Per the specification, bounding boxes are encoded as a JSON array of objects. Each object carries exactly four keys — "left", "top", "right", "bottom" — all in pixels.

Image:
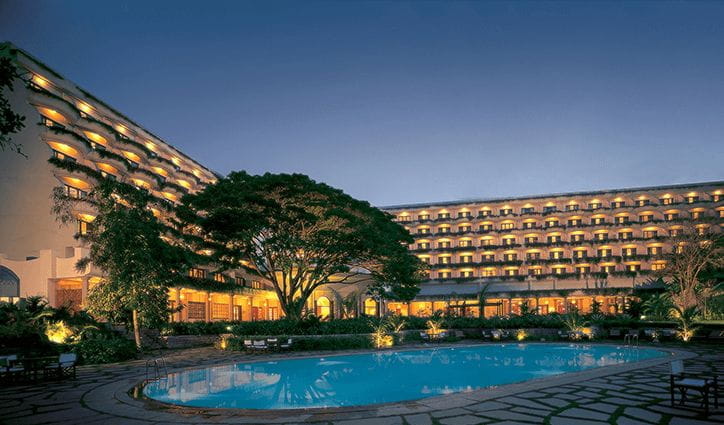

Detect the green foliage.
[
  {"left": 642, "top": 293, "right": 675, "bottom": 321},
  {"left": 0, "top": 56, "right": 26, "bottom": 157},
  {"left": 72, "top": 333, "right": 137, "bottom": 364},
  {"left": 224, "top": 335, "right": 373, "bottom": 351},
  {"left": 178, "top": 171, "right": 424, "bottom": 320}
]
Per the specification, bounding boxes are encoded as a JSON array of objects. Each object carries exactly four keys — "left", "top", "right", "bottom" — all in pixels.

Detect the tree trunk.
[{"left": 132, "top": 309, "right": 142, "bottom": 351}]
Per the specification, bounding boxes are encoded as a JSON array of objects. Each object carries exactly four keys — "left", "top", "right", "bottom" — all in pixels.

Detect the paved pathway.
[{"left": 0, "top": 343, "right": 721, "bottom": 425}]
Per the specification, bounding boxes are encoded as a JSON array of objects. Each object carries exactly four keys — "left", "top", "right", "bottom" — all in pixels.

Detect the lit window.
[
  {"left": 213, "top": 273, "right": 225, "bottom": 283},
  {"left": 189, "top": 268, "right": 206, "bottom": 279},
  {"left": 64, "top": 185, "right": 87, "bottom": 199}
]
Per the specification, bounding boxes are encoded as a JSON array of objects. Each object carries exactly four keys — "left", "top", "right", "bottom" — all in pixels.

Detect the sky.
[{"left": 1, "top": 1, "right": 723, "bottom": 206}]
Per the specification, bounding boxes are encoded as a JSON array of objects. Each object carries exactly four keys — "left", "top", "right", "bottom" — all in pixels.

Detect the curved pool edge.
[{"left": 120, "top": 343, "right": 698, "bottom": 421}]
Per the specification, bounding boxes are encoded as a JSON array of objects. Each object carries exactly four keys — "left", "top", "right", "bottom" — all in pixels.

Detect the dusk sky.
[{"left": 1, "top": 1, "right": 723, "bottom": 206}]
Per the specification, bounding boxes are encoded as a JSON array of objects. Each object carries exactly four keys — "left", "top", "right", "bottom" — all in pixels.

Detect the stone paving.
[{"left": 0, "top": 342, "right": 721, "bottom": 425}]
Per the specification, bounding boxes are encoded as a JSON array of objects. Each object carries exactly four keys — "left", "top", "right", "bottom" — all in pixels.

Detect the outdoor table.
[{"left": 20, "top": 356, "right": 57, "bottom": 381}]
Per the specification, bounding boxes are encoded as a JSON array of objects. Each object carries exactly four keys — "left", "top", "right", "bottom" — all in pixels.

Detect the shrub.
[{"left": 73, "top": 334, "right": 137, "bottom": 364}]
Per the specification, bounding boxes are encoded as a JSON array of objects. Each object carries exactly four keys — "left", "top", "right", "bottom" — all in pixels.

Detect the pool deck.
[{"left": 0, "top": 342, "right": 721, "bottom": 425}]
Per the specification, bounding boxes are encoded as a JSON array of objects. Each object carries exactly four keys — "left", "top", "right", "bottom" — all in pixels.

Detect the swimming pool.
[{"left": 143, "top": 344, "right": 666, "bottom": 410}]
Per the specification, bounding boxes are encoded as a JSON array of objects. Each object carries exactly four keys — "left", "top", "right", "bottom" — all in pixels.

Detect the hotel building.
[
  {"left": 1, "top": 43, "right": 721, "bottom": 321},
  {"left": 382, "top": 183, "right": 723, "bottom": 317}
]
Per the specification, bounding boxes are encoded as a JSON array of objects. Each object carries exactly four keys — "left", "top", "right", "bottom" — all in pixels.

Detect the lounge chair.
[
  {"left": 609, "top": 328, "right": 622, "bottom": 338},
  {"left": 251, "top": 340, "right": 268, "bottom": 351},
  {"left": 481, "top": 329, "right": 492, "bottom": 340},
  {"left": 266, "top": 338, "right": 279, "bottom": 350},
  {"left": 491, "top": 330, "right": 503, "bottom": 340},
  {"left": 0, "top": 355, "right": 24, "bottom": 381},
  {"left": 419, "top": 331, "right": 430, "bottom": 341},
  {"left": 243, "top": 339, "right": 253, "bottom": 350},
  {"left": 453, "top": 330, "right": 464, "bottom": 338},
  {"left": 44, "top": 353, "right": 77, "bottom": 379},
  {"left": 279, "top": 338, "right": 292, "bottom": 349},
  {"left": 670, "top": 360, "right": 719, "bottom": 416}
]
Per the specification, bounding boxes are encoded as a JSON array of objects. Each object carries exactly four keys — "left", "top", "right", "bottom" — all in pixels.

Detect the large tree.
[
  {"left": 657, "top": 227, "right": 723, "bottom": 315},
  {"left": 0, "top": 56, "right": 26, "bottom": 157},
  {"left": 177, "top": 172, "right": 423, "bottom": 321},
  {"left": 54, "top": 180, "right": 191, "bottom": 349}
]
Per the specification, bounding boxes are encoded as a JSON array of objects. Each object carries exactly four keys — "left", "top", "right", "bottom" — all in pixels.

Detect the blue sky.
[{"left": 1, "top": 1, "right": 723, "bottom": 206}]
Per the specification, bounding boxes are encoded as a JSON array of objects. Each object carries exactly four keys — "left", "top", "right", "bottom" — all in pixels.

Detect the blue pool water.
[{"left": 143, "top": 344, "right": 666, "bottom": 409}]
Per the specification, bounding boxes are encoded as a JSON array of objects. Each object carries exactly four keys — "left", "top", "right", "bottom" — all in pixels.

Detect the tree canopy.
[
  {"left": 177, "top": 171, "right": 423, "bottom": 320},
  {"left": 0, "top": 56, "right": 26, "bottom": 157}
]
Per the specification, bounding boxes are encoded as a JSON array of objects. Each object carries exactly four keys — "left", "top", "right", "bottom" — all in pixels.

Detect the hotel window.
[
  {"left": 696, "top": 226, "right": 707, "bottom": 235},
  {"left": 719, "top": 210, "right": 724, "bottom": 218},
  {"left": 438, "top": 227, "right": 450, "bottom": 233},
  {"left": 500, "top": 208, "right": 513, "bottom": 216},
  {"left": 588, "top": 202, "right": 602, "bottom": 209},
  {"left": 660, "top": 197, "right": 673, "bottom": 205},
  {"left": 479, "top": 210, "right": 491, "bottom": 217},
  {"left": 482, "top": 254, "right": 495, "bottom": 261},
  {"left": 669, "top": 228, "right": 681, "bottom": 237},
  {"left": 691, "top": 211, "right": 702, "bottom": 219},
  {"left": 439, "top": 271, "right": 452, "bottom": 279},
  {"left": 594, "top": 232, "right": 608, "bottom": 241},
  {"left": 502, "top": 237, "right": 516, "bottom": 246},
  {"left": 665, "top": 213, "right": 679, "bottom": 221},
  {"left": 479, "top": 224, "right": 493, "bottom": 232},
  {"left": 503, "top": 253, "right": 518, "bottom": 261},
  {"left": 251, "top": 280, "right": 263, "bottom": 289},
  {"left": 213, "top": 273, "right": 225, "bottom": 283},
  {"left": 647, "top": 246, "right": 662, "bottom": 255},
  {"left": 643, "top": 230, "right": 658, "bottom": 238},
  {"left": 627, "top": 264, "right": 641, "bottom": 272},
  {"left": 482, "top": 269, "right": 496, "bottom": 277},
  {"left": 597, "top": 249, "right": 612, "bottom": 258},
  {"left": 397, "top": 215, "right": 411, "bottom": 222},
  {"left": 189, "top": 268, "right": 206, "bottom": 279},
  {"left": 459, "top": 240, "right": 473, "bottom": 247},
  {"left": 500, "top": 222, "right": 514, "bottom": 230},
  {"left": 525, "top": 236, "right": 538, "bottom": 244},
  {"left": 573, "top": 250, "right": 587, "bottom": 259},
  {"left": 543, "top": 206, "right": 557, "bottom": 213},
  {"left": 528, "top": 268, "right": 542, "bottom": 276},
  {"left": 460, "top": 270, "right": 474, "bottom": 278},
  {"left": 521, "top": 207, "right": 535, "bottom": 214},
  {"left": 437, "top": 212, "right": 451, "bottom": 219},
  {"left": 622, "top": 247, "right": 637, "bottom": 257},
  {"left": 577, "top": 266, "right": 591, "bottom": 274},
  {"left": 64, "top": 185, "right": 87, "bottom": 199},
  {"left": 480, "top": 239, "right": 493, "bottom": 247},
  {"left": 522, "top": 221, "right": 536, "bottom": 229},
  {"left": 545, "top": 220, "right": 559, "bottom": 228},
  {"left": 438, "top": 257, "right": 451, "bottom": 264},
  {"left": 591, "top": 217, "right": 605, "bottom": 225},
  {"left": 570, "top": 234, "right": 584, "bottom": 242},
  {"left": 76, "top": 219, "right": 90, "bottom": 236},
  {"left": 568, "top": 219, "right": 582, "bottom": 226},
  {"left": 438, "top": 241, "right": 451, "bottom": 248},
  {"left": 547, "top": 235, "right": 561, "bottom": 243},
  {"left": 457, "top": 211, "right": 472, "bottom": 218},
  {"left": 549, "top": 251, "right": 563, "bottom": 259},
  {"left": 611, "top": 201, "right": 626, "bottom": 208},
  {"left": 418, "top": 214, "right": 430, "bottom": 220},
  {"left": 639, "top": 214, "right": 653, "bottom": 222},
  {"left": 52, "top": 150, "right": 76, "bottom": 162},
  {"left": 234, "top": 276, "right": 245, "bottom": 286},
  {"left": 419, "top": 257, "right": 430, "bottom": 264},
  {"left": 460, "top": 255, "right": 473, "bottom": 263},
  {"left": 526, "top": 252, "right": 541, "bottom": 260},
  {"left": 504, "top": 269, "right": 517, "bottom": 276},
  {"left": 565, "top": 204, "right": 579, "bottom": 212},
  {"left": 601, "top": 265, "right": 616, "bottom": 274},
  {"left": 418, "top": 228, "right": 431, "bottom": 234},
  {"left": 41, "top": 116, "right": 63, "bottom": 128},
  {"left": 553, "top": 267, "right": 566, "bottom": 275},
  {"left": 459, "top": 225, "right": 472, "bottom": 232},
  {"left": 635, "top": 199, "right": 650, "bottom": 207},
  {"left": 417, "top": 242, "right": 430, "bottom": 249},
  {"left": 615, "top": 216, "right": 629, "bottom": 224},
  {"left": 100, "top": 171, "right": 117, "bottom": 181},
  {"left": 686, "top": 195, "right": 699, "bottom": 204},
  {"left": 651, "top": 263, "right": 666, "bottom": 271},
  {"left": 618, "top": 231, "right": 633, "bottom": 240},
  {"left": 713, "top": 194, "right": 722, "bottom": 202}
]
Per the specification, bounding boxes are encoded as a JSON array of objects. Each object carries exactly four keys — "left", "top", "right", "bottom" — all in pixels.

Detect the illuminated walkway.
[{"left": 0, "top": 343, "right": 721, "bottom": 424}]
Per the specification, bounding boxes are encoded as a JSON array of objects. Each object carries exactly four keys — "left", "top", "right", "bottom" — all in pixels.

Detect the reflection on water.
[{"left": 144, "top": 344, "right": 663, "bottom": 409}]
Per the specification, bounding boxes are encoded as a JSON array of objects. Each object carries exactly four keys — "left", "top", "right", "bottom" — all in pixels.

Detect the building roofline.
[
  {"left": 380, "top": 180, "right": 724, "bottom": 210},
  {"left": 1, "top": 41, "right": 222, "bottom": 179}
]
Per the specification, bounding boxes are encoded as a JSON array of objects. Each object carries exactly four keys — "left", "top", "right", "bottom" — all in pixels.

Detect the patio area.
[{"left": 0, "top": 343, "right": 721, "bottom": 425}]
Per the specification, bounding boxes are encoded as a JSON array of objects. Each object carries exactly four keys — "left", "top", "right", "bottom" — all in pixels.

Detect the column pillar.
[
  {"left": 228, "top": 294, "right": 234, "bottom": 321},
  {"left": 81, "top": 277, "right": 89, "bottom": 309},
  {"left": 205, "top": 291, "right": 211, "bottom": 322}
]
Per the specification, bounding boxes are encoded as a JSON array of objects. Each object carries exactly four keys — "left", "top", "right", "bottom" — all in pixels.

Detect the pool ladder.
[
  {"left": 145, "top": 357, "right": 168, "bottom": 382},
  {"left": 623, "top": 333, "right": 639, "bottom": 347}
]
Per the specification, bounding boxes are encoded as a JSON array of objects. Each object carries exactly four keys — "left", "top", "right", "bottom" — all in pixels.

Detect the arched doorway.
[
  {"left": 315, "top": 296, "right": 332, "bottom": 319},
  {"left": 0, "top": 266, "right": 20, "bottom": 302}
]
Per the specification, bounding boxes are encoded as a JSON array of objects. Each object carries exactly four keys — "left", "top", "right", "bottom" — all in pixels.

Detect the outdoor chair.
[
  {"left": 453, "top": 330, "right": 464, "bottom": 338},
  {"left": 491, "top": 330, "right": 503, "bottom": 340},
  {"left": 266, "top": 338, "right": 279, "bottom": 350},
  {"left": 243, "top": 339, "right": 253, "bottom": 350},
  {"left": 419, "top": 331, "right": 430, "bottom": 341},
  {"left": 279, "top": 338, "right": 292, "bottom": 349},
  {"left": 670, "top": 360, "right": 719, "bottom": 416},
  {"left": 557, "top": 330, "right": 570, "bottom": 340},
  {"left": 0, "top": 355, "right": 25, "bottom": 381},
  {"left": 481, "top": 330, "right": 492, "bottom": 340},
  {"left": 609, "top": 329, "right": 622, "bottom": 338},
  {"left": 251, "top": 340, "right": 268, "bottom": 351},
  {"left": 661, "top": 329, "right": 677, "bottom": 339},
  {"left": 44, "top": 353, "right": 77, "bottom": 379}
]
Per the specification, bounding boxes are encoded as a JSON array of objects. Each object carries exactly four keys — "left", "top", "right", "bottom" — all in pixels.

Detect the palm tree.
[
  {"left": 641, "top": 293, "right": 674, "bottom": 321},
  {"left": 672, "top": 306, "right": 700, "bottom": 342}
]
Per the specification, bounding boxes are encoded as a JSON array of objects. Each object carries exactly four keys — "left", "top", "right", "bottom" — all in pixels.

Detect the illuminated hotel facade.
[
  {"left": 1, "top": 43, "right": 722, "bottom": 321},
  {"left": 382, "top": 183, "right": 723, "bottom": 317}
]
